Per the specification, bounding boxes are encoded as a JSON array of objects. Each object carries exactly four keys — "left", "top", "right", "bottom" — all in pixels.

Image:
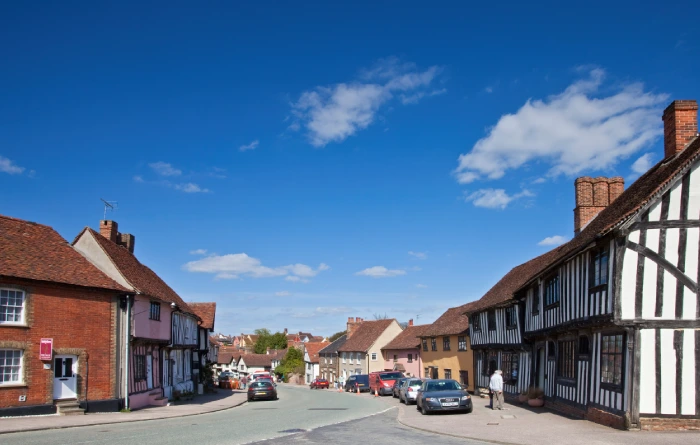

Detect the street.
[{"left": 0, "top": 385, "right": 486, "bottom": 445}]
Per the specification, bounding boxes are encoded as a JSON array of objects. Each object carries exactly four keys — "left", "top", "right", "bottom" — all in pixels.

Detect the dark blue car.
[{"left": 416, "top": 379, "right": 473, "bottom": 414}]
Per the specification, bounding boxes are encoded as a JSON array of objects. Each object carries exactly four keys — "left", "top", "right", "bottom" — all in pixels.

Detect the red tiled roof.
[
  {"left": 239, "top": 353, "right": 273, "bottom": 367},
  {"left": 0, "top": 215, "right": 128, "bottom": 292},
  {"left": 189, "top": 302, "right": 216, "bottom": 330},
  {"left": 422, "top": 302, "right": 477, "bottom": 337},
  {"left": 382, "top": 325, "right": 431, "bottom": 350},
  {"left": 78, "top": 228, "right": 195, "bottom": 315},
  {"left": 338, "top": 319, "right": 395, "bottom": 352},
  {"left": 304, "top": 341, "right": 330, "bottom": 363}
]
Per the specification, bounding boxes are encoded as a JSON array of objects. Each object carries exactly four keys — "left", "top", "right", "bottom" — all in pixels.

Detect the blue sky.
[{"left": 2, "top": 1, "right": 699, "bottom": 336}]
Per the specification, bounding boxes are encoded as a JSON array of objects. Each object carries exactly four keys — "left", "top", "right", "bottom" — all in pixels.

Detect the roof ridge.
[{"left": 0, "top": 214, "right": 53, "bottom": 229}]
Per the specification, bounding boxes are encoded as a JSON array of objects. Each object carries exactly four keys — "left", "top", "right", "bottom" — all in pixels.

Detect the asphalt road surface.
[{"left": 0, "top": 385, "right": 486, "bottom": 445}]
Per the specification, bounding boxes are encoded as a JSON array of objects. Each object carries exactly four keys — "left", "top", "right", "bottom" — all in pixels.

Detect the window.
[
  {"left": 134, "top": 355, "right": 147, "bottom": 380},
  {"left": 557, "top": 340, "right": 575, "bottom": 380},
  {"left": 579, "top": 336, "right": 590, "bottom": 355},
  {"left": 458, "top": 336, "right": 467, "bottom": 351},
  {"left": 544, "top": 274, "right": 560, "bottom": 308},
  {"left": 422, "top": 338, "right": 428, "bottom": 351},
  {"left": 591, "top": 249, "right": 609, "bottom": 288},
  {"left": 0, "top": 350, "right": 23, "bottom": 384},
  {"left": 502, "top": 352, "right": 519, "bottom": 384},
  {"left": 488, "top": 310, "right": 496, "bottom": 331},
  {"left": 149, "top": 301, "right": 161, "bottom": 321},
  {"left": 483, "top": 351, "right": 498, "bottom": 376},
  {"left": 342, "top": 352, "right": 346, "bottom": 363},
  {"left": 407, "top": 354, "right": 413, "bottom": 363},
  {"left": 371, "top": 352, "right": 377, "bottom": 361},
  {"left": 471, "top": 314, "right": 481, "bottom": 331},
  {"left": 532, "top": 284, "right": 540, "bottom": 315},
  {"left": 424, "top": 367, "right": 429, "bottom": 377},
  {"left": 430, "top": 338, "right": 437, "bottom": 351},
  {"left": 459, "top": 370, "right": 469, "bottom": 387},
  {"left": 505, "top": 306, "right": 517, "bottom": 329},
  {"left": 547, "top": 341, "right": 556, "bottom": 357},
  {"left": 444, "top": 369, "right": 452, "bottom": 380},
  {"left": 442, "top": 336, "right": 451, "bottom": 351},
  {"left": 0, "top": 289, "right": 25, "bottom": 324},
  {"left": 393, "top": 354, "right": 398, "bottom": 362},
  {"left": 601, "top": 334, "right": 624, "bottom": 388},
  {"left": 330, "top": 356, "right": 333, "bottom": 364}
]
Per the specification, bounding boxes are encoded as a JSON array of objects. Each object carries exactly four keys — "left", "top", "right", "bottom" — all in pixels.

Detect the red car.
[{"left": 310, "top": 378, "right": 330, "bottom": 389}]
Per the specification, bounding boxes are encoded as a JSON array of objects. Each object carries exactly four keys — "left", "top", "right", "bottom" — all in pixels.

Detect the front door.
[
  {"left": 535, "top": 347, "right": 545, "bottom": 388},
  {"left": 53, "top": 355, "right": 78, "bottom": 400}
]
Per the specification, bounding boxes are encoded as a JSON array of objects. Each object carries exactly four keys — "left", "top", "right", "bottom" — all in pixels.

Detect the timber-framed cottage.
[{"left": 466, "top": 100, "right": 700, "bottom": 430}]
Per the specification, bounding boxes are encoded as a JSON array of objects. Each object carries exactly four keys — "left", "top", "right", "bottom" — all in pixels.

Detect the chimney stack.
[
  {"left": 408, "top": 319, "right": 414, "bottom": 327},
  {"left": 100, "top": 220, "right": 118, "bottom": 243},
  {"left": 117, "top": 233, "right": 136, "bottom": 254},
  {"left": 663, "top": 100, "right": 698, "bottom": 159},
  {"left": 573, "top": 177, "right": 624, "bottom": 234},
  {"left": 347, "top": 316, "right": 364, "bottom": 338}
]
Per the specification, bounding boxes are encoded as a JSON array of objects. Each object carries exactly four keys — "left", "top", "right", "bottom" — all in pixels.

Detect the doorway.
[
  {"left": 53, "top": 355, "right": 78, "bottom": 400},
  {"left": 534, "top": 347, "right": 545, "bottom": 389}
]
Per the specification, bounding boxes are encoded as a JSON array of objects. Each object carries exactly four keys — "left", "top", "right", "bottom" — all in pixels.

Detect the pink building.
[{"left": 381, "top": 321, "right": 431, "bottom": 378}]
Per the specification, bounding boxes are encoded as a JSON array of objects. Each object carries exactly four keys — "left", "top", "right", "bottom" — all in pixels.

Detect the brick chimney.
[
  {"left": 100, "top": 220, "right": 118, "bottom": 243},
  {"left": 117, "top": 233, "right": 136, "bottom": 254},
  {"left": 573, "top": 176, "right": 624, "bottom": 234},
  {"left": 408, "top": 319, "right": 414, "bottom": 327},
  {"left": 347, "top": 317, "right": 363, "bottom": 338},
  {"left": 663, "top": 100, "right": 698, "bottom": 159}
]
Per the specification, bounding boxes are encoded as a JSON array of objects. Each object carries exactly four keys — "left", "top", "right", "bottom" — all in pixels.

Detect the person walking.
[
  {"left": 489, "top": 370, "right": 504, "bottom": 410},
  {"left": 240, "top": 375, "right": 247, "bottom": 390}
]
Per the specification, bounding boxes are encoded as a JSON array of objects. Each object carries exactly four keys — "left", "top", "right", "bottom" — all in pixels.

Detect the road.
[{"left": 0, "top": 385, "right": 487, "bottom": 445}]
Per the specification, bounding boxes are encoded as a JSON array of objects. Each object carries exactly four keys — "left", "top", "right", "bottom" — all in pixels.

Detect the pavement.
[{"left": 0, "top": 388, "right": 247, "bottom": 435}]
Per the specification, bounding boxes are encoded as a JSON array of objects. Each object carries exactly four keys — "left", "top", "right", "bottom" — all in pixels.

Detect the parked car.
[
  {"left": 369, "top": 371, "right": 405, "bottom": 396},
  {"left": 416, "top": 379, "right": 472, "bottom": 415},
  {"left": 218, "top": 372, "right": 233, "bottom": 382},
  {"left": 247, "top": 381, "right": 278, "bottom": 401},
  {"left": 392, "top": 378, "right": 408, "bottom": 398},
  {"left": 249, "top": 372, "right": 272, "bottom": 383},
  {"left": 344, "top": 374, "right": 370, "bottom": 392},
  {"left": 399, "top": 378, "right": 423, "bottom": 404},
  {"left": 257, "top": 377, "right": 276, "bottom": 386},
  {"left": 310, "top": 378, "right": 330, "bottom": 389}
]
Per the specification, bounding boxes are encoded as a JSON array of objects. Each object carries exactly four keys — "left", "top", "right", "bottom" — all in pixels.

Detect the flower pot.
[
  {"left": 528, "top": 398, "right": 544, "bottom": 407},
  {"left": 518, "top": 394, "right": 528, "bottom": 404}
]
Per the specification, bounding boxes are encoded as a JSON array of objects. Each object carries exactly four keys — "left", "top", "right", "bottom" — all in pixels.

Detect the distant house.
[
  {"left": 270, "top": 349, "right": 286, "bottom": 373},
  {"left": 73, "top": 220, "right": 200, "bottom": 407},
  {"left": 381, "top": 320, "right": 430, "bottom": 378},
  {"left": 236, "top": 353, "right": 273, "bottom": 376},
  {"left": 188, "top": 302, "right": 216, "bottom": 386},
  {"left": 419, "top": 304, "right": 475, "bottom": 391},
  {"left": 0, "top": 215, "right": 128, "bottom": 416},
  {"left": 319, "top": 335, "right": 348, "bottom": 384},
  {"left": 303, "top": 341, "right": 330, "bottom": 383},
  {"left": 208, "top": 336, "right": 221, "bottom": 365},
  {"left": 215, "top": 350, "right": 240, "bottom": 377},
  {"left": 337, "top": 317, "right": 403, "bottom": 379}
]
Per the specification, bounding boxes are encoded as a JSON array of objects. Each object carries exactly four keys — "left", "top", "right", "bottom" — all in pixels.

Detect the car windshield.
[
  {"left": 425, "top": 380, "right": 462, "bottom": 392},
  {"left": 379, "top": 372, "right": 403, "bottom": 380},
  {"left": 250, "top": 382, "right": 272, "bottom": 388},
  {"left": 408, "top": 379, "right": 422, "bottom": 387}
]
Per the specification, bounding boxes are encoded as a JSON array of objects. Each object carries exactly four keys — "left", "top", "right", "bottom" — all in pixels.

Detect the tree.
[
  {"left": 274, "top": 347, "right": 304, "bottom": 381},
  {"left": 328, "top": 330, "right": 346, "bottom": 343},
  {"left": 253, "top": 329, "right": 288, "bottom": 354},
  {"left": 373, "top": 312, "right": 389, "bottom": 320}
]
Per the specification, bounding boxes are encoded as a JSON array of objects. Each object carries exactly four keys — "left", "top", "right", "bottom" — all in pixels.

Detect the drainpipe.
[
  {"left": 124, "top": 295, "right": 131, "bottom": 410},
  {"left": 84, "top": 352, "right": 90, "bottom": 413}
]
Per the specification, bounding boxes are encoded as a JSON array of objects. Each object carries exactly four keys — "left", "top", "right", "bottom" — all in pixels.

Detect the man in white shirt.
[{"left": 489, "top": 370, "right": 504, "bottom": 410}]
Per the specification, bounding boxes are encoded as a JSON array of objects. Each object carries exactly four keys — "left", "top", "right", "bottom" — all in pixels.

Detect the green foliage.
[
  {"left": 274, "top": 346, "right": 304, "bottom": 377},
  {"left": 328, "top": 330, "right": 346, "bottom": 343},
  {"left": 253, "top": 329, "right": 289, "bottom": 354}
]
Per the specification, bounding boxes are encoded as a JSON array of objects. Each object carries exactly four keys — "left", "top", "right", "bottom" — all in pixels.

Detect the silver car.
[{"left": 399, "top": 378, "right": 423, "bottom": 404}]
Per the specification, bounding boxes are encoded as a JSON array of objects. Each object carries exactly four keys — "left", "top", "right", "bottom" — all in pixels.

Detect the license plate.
[
  {"left": 442, "top": 402, "right": 458, "bottom": 407},
  {"left": 258, "top": 392, "right": 267, "bottom": 395}
]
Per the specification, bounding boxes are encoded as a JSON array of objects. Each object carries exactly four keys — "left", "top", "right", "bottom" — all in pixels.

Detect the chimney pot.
[
  {"left": 99, "top": 220, "right": 118, "bottom": 243},
  {"left": 347, "top": 317, "right": 353, "bottom": 323},
  {"left": 408, "top": 319, "right": 414, "bottom": 327},
  {"left": 663, "top": 100, "right": 698, "bottom": 158}
]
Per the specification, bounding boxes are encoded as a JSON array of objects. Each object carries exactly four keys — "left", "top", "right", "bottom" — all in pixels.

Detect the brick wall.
[
  {"left": 640, "top": 418, "right": 700, "bottom": 431},
  {"left": 573, "top": 177, "right": 624, "bottom": 234},
  {"left": 663, "top": 100, "right": 698, "bottom": 159},
  {"left": 585, "top": 406, "right": 626, "bottom": 430},
  {"left": 0, "top": 279, "right": 119, "bottom": 409}
]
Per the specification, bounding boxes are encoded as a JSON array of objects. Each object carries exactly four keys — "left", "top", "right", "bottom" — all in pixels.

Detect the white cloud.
[
  {"left": 532, "top": 177, "right": 547, "bottom": 184},
  {"left": 275, "top": 291, "right": 291, "bottom": 297},
  {"left": 631, "top": 153, "right": 655, "bottom": 175},
  {"left": 0, "top": 156, "right": 25, "bottom": 175},
  {"left": 464, "top": 189, "right": 534, "bottom": 209},
  {"left": 183, "top": 253, "right": 329, "bottom": 282},
  {"left": 133, "top": 175, "right": 144, "bottom": 183},
  {"left": 408, "top": 251, "right": 427, "bottom": 260},
  {"left": 484, "top": 86, "right": 494, "bottom": 94},
  {"left": 416, "top": 284, "right": 428, "bottom": 288},
  {"left": 355, "top": 266, "right": 407, "bottom": 278},
  {"left": 190, "top": 249, "right": 207, "bottom": 255},
  {"left": 239, "top": 140, "right": 259, "bottom": 152},
  {"left": 285, "top": 276, "right": 309, "bottom": 283},
  {"left": 538, "top": 235, "right": 568, "bottom": 246},
  {"left": 455, "top": 69, "right": 668, "bottom": 184},
  {"left": 175, "top": 183, "right": 210, "bottom": 193},
  {"left": 291, "top": 58, "right": 443, "bottom": 147},
  {"left": 149, "top": 161, "right": 182, "bottom": 177}
]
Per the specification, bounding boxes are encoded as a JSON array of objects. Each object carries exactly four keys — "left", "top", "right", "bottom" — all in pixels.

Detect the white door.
[
  {"left": 146, "top": 355, "right": 153, "bottom": 389},
  {"left": 53, "top": 355, "right": 78, "bottom": 400}
]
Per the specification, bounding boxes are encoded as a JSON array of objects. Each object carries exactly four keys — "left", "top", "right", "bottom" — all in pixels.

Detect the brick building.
[{"left": 0, "top": 215, "right": 127, "bottom": 416}]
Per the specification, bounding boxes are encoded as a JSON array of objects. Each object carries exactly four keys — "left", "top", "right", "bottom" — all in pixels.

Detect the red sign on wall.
[{"left": 39, "top": 338, "right": 53, "bottom": 361}]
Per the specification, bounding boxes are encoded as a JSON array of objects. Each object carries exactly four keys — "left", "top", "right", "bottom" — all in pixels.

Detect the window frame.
[
  {"left": 544, "top": 274, "right": 560, "bottom": 309},
  {"left": 600, "top": 333, "right": 625, "bottom": 391},
  {"left": 342, "top": 352, "right": 346, "bottom": 364},
  {"left": 590, "top": 248, "right": 609, "bottom": 290},
  {"left": 0, "top": 288, "right": 26, "bottom": 326},
  {"left": 430, "top": 337, "right": 437, "bottom": 351},
  {"left": 0, "top": 349, "right": 24, "bottom": 385},
  {"left": 457, "top": 336, "right": 467, "bottom": 351},
  {"left": 556, "top": 339, "right": 576, "bottom": 381},
  {"left": 532, "top": 284, "right": 540, "bottom": 315},
  {"left": 134, "top": 354, "right": 147, "bottom": 381},
  {"left": 407, "top": 353, "right": 413, "bottom": 363},
  {"left": 442, "top": 336, "right": 451, "bottom": 351},
  {"left": 421, "top": 338, "right": 428, "bottom": 352},
  {"left": 393, "top": 354, "right": 397, "bottom": 362},
  {"left": 505, "top": 306, "right": 517, "bottom": 329},
  {"left": 471, "top": 313, "right": 481, "bottom": 331},
  {"left": 483, "top": 350, "right": 498, "bottom": 376},
  {"left": 370, "top": 352, "right": 377, "bottom": 362},
  {"left": 149, "top": 301, "right": 161, "bottom": 321},
  {"left": 487, "top": 310, "right": 497, "bottom": 331},
  {"left": 444, "top": 369, "right": 452, "bottom": 380},
  {"left": 501, "top": 352, "right": 519, "bottom": 385}
]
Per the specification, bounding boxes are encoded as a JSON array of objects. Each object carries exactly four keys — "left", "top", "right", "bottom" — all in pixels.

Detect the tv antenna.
[{"left": 101, "top": 198, "right": 118, "bottom": 220}]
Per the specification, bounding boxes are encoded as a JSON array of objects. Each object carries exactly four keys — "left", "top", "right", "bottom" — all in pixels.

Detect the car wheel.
[
  {"left": 399, "top": 395, "right": 405, "bottom": 404},
  {"left": 421, "top": 404, "right": 428, "bottom": 415},
  {"left": 465, "top": 406, "right": 472, "bottom": 414}
]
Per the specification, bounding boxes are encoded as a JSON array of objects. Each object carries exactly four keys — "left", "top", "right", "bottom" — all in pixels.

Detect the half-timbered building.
[{"left": 466, "top": 100, "right": 700, "bottom": 430}]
